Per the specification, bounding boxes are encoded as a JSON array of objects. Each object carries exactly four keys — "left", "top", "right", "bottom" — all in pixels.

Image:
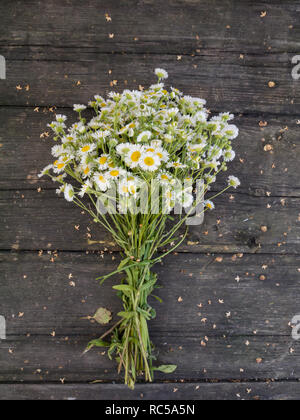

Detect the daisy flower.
[
  {"left": 167, "top": 160, "right": 187, "bottom": 170},
  {"left": 38, "top": 164, "right": 53, "bottom": 178},
  {"left": 125, "top": 145, "right": 144, "bottom": 168},
  {"left": 73, "top": 104, "right": 87, "bottom": 112},
  {"left": 228, "top": 175, "right": 241, "bottom": 189},
  {"left": 204, "top": 200, "right": 215, "bottom": 210},
  {"left": 155, "top": 68, "right": 169, "bottom": 80},
  {"left": 116, "top": 143, "right": 132, "bottom": 156},
  {"left": 96, "top": 154, "right": 109, "bottom": 170},
  {"left": 223, "top": 149, "right": 236, "bottom": 162},
  {"left": 107, "top": 168, "right": 124, "bottom": 180},
  {"left": 223, "top": 124, "right": 239, "bottom": 140},
  {"left": 64, "top": 184, "right": 75, "bottom": 202},
  {"left": 79, "top": 181, "right": 93, "bottom": 198},
  {"left": 93, "top": 173, "right": 110, "bottom": 192},
  {"left": 137, "top": 131, "right": 152, "bottom": 143},
  {"left": 56, "top": 114, "right": 67, "bottom": 123},
  {"left": 157, "top": 171, "right": 173, "bottom": 185},
  {"left": 53, "top": 159, "right": 67, "bottom": 174},
  {"left": 181, "top": 192, "right": 194, "bottom": 209},
  {"left": 139, "top": 152, "right": 161, "bottom": 172},
  {"left": 79, "top": 143, "right": 96, "bottom": 156}
]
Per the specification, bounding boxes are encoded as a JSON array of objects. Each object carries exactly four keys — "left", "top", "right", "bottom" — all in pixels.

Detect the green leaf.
[
  {"left": 152, "top": 294, "right": 163, "bottom": 303},
  {"left": 93, "top": 307, "right": 112, "bottom": 325},
  {"left": 113, "top": 285, "right": 133, "bottom": 293},
  {"left": 154, "top": 365, "right": 177, "bottom": 374},
  {"left": 85, "top": 338, "right": 110, "bottom": 353},
  {"left": 118, "top": 257, "right": 131, "bottom": 270},
  {"left": 117, "top": 311, "right": 134, "bottom": 320}
]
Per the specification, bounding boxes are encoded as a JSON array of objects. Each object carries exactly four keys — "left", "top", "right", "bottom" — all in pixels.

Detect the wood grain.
[
  {"left": 1, "top": 0, "right": 300, "bottom": 400},
  {"left": 0, "top": 0, "right": 299, "bottom": 54},
  {"left": 0, "top": 49, "right": 298, "bottom": 115},
  {"left": 1, "top": 382, "right": 299, "bottom": 401}
]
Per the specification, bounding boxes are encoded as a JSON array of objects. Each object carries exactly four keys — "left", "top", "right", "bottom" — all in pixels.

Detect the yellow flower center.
[
  {"left": 144, "top": 157, "right": 155, "bottom": 167},
  {"left": 84, "top": 167, "right": 90, "bottom": 175},
  {"left": 130, "top": 186, "right": 136, "bottom": 194},
  {"left": 110, "top": 170, "right": 119, "bottom": 177},
  {"left": 99, "top": 176, "right": 105, "bottom": 182},
  {"left": 81, "top": 145, "right": 91, "bottom": 153},
  {"left": 122, "top": 186, "right": 129, "bottom": 194},
  {"left": 146, "top": 148, "right": 155, "bottom": 153},
  {"left": 131, "top": 151, "right": 141, "bottom": 162},
  {"left": 161, "top": 175, "right": 169, "bottom": 180},
  {"left": 99, "top": 156, "right": 107, "bottom": 165},
  {"left": 57, "top": 163, "right": 65, "bottom": 170}
]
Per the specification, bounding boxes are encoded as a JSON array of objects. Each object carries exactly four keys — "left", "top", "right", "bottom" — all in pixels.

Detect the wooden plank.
[
  {"left": 0, "top": 382, "right": 299, "bottom": 401},
  {"left": 0, "top": 48, "right": 298, "bottom": 114},
  {"left": 1, "top": 252, "right": 299, "bottom": 336},
  {"left": 0, "top": 252, "right": 299, "bottom": 383},
  {"left": 1, "top": 108, "right": 299, "bottom": 197},
  {"left": 0, "top": 0, "right": 299, "bottom": 54},
  {"left": 1, "top": 333, "right": 299, "bottom": 383},
  {"left": 0, "top": 189, "right": 299, "bottom": 253}
]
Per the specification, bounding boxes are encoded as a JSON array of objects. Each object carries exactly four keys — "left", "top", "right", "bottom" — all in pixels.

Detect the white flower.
[
  {"left": 192, "top": 110, "right": 208, "bottom": 124},
  {"left": 139, "top": 152, "right": 161, "bottom": 172},
  {"left": 56, "top": 114, "right": 67, "bottom": 123},
  {"left": 223, "top": 124, "right": 239, "bottom": 140},
  {"left": 79, "top": 181, "right": 93, "bottom": 198},
  {"left": 228, "top": 175, "right": 241, "bottom": 189},
  {"left": 137, "top": 131, "right": 152, "bottom": 143},
  {"left": 219, "top": 112, "right": 234, "bottom": 121},
  {"left": 223, "top": 150, "right": 236, "bottom": 162},
  {"left": 96, "top": 154, "right": 109, "bottom": 170},
  {"left": 118, "top": 179, "right": 139, "bottom": 197},
  {"left": 64, "top": 184, "right": 75, "bottom": 202},
  {"left": 107, "top": 168, "right": 125, "bottom": 179},
  {"left": 125, "top": 145, "right": 143, "bottom": 168},
  {"left": 51, "top": 145, "right": 64, "bottom": 158},
  {"left": 56, "top": 186, "right": 64, "bottom": 196},
  {"left": 204, "top": 200, "right": 215, "bottom": 210},
  {"left": 78, "top": 144, "right": 96, "bottom": 156},
  {"left": 93, "top": 173, "right": 110, "bottom": 192},
  {"left": 73, "top": 104, "right": 87, "bottom": 112},
  {"left": 181, "top": 192, "right": 194, "bottom": 209},
  {"left": 116, "top": 143, "right": 132, "bottom": 156},
  {"left": 92, "top": 130, "right": 110, "bottom": 141},
  {"left": 53, "top": 159, "right": 67, "bottom": 174},
  {"left": 155, "top": 68, "right": 169, "bottom": 80},
  {"left": 167, "top": 159, "right": 186, "bottom": 170},
  {"left": 157, "top": 171, "right": 174, "bottom": 185},
  {"left": 38, "top": 164, "right": 53, "bottom": 178}
]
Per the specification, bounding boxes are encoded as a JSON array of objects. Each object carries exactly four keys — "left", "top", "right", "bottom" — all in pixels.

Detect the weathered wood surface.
[
  {"left": 0, "top": 0, "right": 299, "bottom": 54},
  {"left": 0, "top": 252, "right": 299, "bottom": 383},
  {"left": 1, "top": 0, "right": 300, "bottom": 400},
  {"left": 1, "top": 382, "right": 300, "bottom": 401},
  {"left": 0, "top": 49, "right": 298, "bottom": 115}
]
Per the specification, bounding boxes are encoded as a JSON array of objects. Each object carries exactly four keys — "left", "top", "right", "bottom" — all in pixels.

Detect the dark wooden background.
[{"left": 1, "top": 0, "right": 300, "bottom": 400}]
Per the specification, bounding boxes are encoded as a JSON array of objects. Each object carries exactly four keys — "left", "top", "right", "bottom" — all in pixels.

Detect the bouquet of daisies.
[{"left": 40, "top": 68, "right": 240, "bottom": 389}]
